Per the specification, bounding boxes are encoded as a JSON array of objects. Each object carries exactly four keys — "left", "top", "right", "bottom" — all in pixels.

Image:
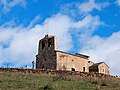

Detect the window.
[
  {"left": 83, "top": 67, "right": 85, "bottom": 72},
  {"left": 42, "top": 65, "right": 45, "bottom": 69},
  {"left": 48, "top": 39, "right": 52, "bottom": 47},
  {"left": 103, "top": 69, "right": 104, "bottom": 72},
  {"left": 42, "top": 41, "right": 45, "bottom": 49},
  {"left": 71, "top": 68, "right": 75, "bottom": 71}
]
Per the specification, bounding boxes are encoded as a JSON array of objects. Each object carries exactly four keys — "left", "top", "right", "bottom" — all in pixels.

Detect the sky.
[{"left": 0, "top": 0, "right": 120, "bottom": 75}]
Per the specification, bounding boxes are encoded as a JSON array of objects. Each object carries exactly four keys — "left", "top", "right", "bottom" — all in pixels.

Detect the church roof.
[
  {"left": 90, "top": 62, "right": 109, "bottom": 68},
  {"left": 55, "top": 50, "right": 89, "bottom": 59}
]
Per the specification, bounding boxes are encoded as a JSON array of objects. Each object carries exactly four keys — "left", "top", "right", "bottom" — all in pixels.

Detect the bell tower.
[
  {"left": 38, "top": 35, "right": 57, "bottom": 53},
  {"left": 36, "top": 35, "right": 57, "bottom": 70}
]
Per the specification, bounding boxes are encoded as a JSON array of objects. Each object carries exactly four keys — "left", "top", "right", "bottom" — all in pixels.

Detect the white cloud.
[
  {"left": 71, "top": 14, "right": 103, "bottom": 46},
  {"left": 0, "top": 0, "right": 26, "bottom": 12},
  {"left": 0, "top": 19, "right": 16, "bottom": 27},
  {"left": 79, "top": 0, "right": 101, "bottom": 13},
  {"left": 116, "top": 0, "right": 120, "bottom": 6},
  {"left": 72, "top": 15, "right": 102, "bottom": 31},
  {"left": 29, "top": 15, "right": 41, "bottom": 29},
  {"left": 78, "top": 0, "right": 109, "bottom": 14},
  {"left": 80, "top": 31, "right": 120, "bottom": 75},
  {"left": 60, "top": 0, "right": 109, "bottom": 17}
]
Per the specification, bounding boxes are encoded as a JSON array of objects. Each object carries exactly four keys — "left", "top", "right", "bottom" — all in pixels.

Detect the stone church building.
[{"left": 36, "top": 35, "right": 109, "bottom": 75}]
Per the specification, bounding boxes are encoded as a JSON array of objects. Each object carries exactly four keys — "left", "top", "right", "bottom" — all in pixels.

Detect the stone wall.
[
  {"left": 56, "top": 51, "right": 89, "bottom": 72},
  {"left": 36, "top": 35, "right": 57, "bottom": 70},
  {"left": 0, "top": 68, "right": 111, "bottom": 79},
  {"left": 98, "top": 63, "right": 109, "bottom": 75}
]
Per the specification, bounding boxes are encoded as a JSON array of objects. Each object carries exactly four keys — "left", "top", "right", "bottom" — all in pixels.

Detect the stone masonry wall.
[
  {"left": 56, "top": 51, "right": 89, "bottom": 72},
  {"left": 98, "top": 63, "right": 109, "bottom": 75},
  {"left": 36, "top": 35, "right": 57, "bottom": 70}
]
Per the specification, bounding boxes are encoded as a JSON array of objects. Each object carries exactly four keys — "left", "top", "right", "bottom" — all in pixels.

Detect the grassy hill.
[{"left": 0, "top": 71, "right": 120, "bottom": 90}]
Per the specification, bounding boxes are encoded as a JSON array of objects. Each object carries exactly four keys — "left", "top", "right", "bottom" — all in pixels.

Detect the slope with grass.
[{"left": 0, "top": 71, "right": 120, "bottom": 90}]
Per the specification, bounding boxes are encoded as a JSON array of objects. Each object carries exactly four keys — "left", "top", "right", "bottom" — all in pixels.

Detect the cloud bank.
[{"left": 60, "top": 0, "right": 109, "bottom": 17}]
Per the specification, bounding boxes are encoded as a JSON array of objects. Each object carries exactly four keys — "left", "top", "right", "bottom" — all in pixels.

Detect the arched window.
[
  {"left": 83, "top": 67, "right": 85, "bottom": 72},
  {"left": 71, "top": 68, "right": 75, "bottom": 71},
  {"left": 42, "top": 41, "right": 45, "bottom": 49},
  {"left": 48, "top": 38, "right": 52, "bottom": 47}
]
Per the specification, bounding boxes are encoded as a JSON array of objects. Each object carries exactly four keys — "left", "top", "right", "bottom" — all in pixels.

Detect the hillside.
[{"left": 0, "top": 69, "right": 120, "bottom": 90}]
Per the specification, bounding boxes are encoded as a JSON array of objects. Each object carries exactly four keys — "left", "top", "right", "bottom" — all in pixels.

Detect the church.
[{"left": 36, "top": 35, "right": 109, "bottom": 75}]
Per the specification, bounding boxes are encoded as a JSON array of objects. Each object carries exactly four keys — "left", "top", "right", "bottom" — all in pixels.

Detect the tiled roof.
[
  {"left": 55, "top": 50, "right": 89, "bottom": 59},
  {"left": 90, "top": 62, "right": 109, "bottom": 68}
]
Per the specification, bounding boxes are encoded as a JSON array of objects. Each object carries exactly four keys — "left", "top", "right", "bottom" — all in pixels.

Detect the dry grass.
[{"left": 0, "top": 71, "right": 120, "bottom": 90}]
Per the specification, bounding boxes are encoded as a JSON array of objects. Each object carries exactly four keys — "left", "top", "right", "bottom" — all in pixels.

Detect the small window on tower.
[
  {"left": 71, "top": 68, "right": 75, "bottom": 71},
  {"left": 103, "top": 69, "right": 104, "bottom": 72},
  {"left": 42, "top": 41, "right": 45, "bottom": 49},
  {"left": 48, "top": 39, "right": 52, "bottom": 47},
  {"left": 83, "top": 67, "right": 85, "bottom": 72}
]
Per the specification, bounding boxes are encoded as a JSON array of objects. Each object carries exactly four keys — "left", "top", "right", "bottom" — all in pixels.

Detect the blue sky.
[{"left": 0, "top": 0, "right": 120, "bottom": 75}]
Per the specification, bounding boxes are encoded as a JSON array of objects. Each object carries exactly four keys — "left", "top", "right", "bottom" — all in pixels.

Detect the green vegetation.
[{"left": 0, "top": 71, "right": 120, "bottom": 90}]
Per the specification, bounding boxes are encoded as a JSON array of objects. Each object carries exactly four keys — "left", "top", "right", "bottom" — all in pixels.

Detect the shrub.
[
  {"left": 101, "top": 82, "right": 107, "bottom": 86},
  {"left": 91, "top": 81, "right": 98, "bottom": 84}
]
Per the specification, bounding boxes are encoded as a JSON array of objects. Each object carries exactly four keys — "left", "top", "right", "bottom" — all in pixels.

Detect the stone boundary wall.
[{"left": 0, "top": 68, "right": 112, "bottom": 78}]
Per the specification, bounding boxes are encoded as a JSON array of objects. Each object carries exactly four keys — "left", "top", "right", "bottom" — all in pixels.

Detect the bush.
[
  {"left": 91, "top": 81, "right": 98, "bottom": 84},
  {"left": 101, "top": 82, "right": 107, "bottom": 86}
]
